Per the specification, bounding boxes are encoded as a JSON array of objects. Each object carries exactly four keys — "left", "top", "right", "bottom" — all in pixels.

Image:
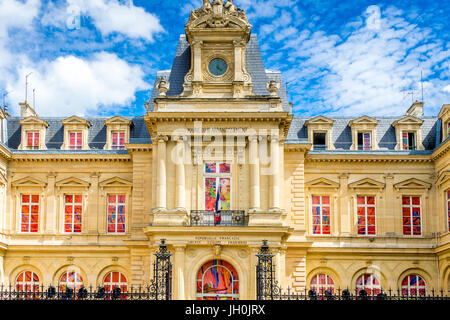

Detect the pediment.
[
  {"left": 99, "top": 177, "right": 132, "bottom": 188},
  {"left": 305, "top": 116, "right": 335, "bottom": 126},
  {"left": 348, "top": 178, "right": 385, "bottom": 189},
  {"left": 349, "top": 116, "right": 378, "bottom": 127},
  {"left": 19, "top": 116, "right": 48, "bottom": 127},
  {"left": 394, "top": 178, "right": 431, "bottom": 190},
  {"left": 62, "top": 116, "right": 91, "bottom": 127},
  {"left": 12, "top": 177, "right": 47, "bottom": 188},
  {"left": 55, "top": 177, "right": 90, "bottom": 188},
  {"left": 437, "top": 171, "right": 450, "bottom": 188},
  {"left": 306, "top": 177, "right": 340, "bottom": 189},
  {"left": 393, "top": 115, "right": 424, "bottom": 127},
  {"left": 104, "top": 116, "right": 132, "bottom": 126}
]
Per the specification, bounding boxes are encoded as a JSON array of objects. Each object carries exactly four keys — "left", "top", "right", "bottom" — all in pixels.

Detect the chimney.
[
  {"left": 406, "top": 100, "right": 424, "bottom": 117},
  {"left": 19, "top": 102, "right": 37, "bottom": 118}
]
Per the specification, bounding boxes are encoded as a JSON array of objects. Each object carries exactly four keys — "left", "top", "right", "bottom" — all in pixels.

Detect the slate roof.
[
  {"left": 5, "top": 116, "right": 151, "bottom": 151},
  {"left": 286, "top": 116, "right": 439, "bottom": 151},
  {"left": 147, "top": 34, "right": 290, "bottom": 112}
]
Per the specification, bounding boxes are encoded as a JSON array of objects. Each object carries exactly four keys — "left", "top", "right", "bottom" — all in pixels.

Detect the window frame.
[
  {"left": 401, "top": 131, "right": 417, "bottom": 150},
  {"left": 69, "top": 131, "right": 83, "bottom": 150},
  {"left": 357, "top": 131, "right": 372, "bottom": 150},
  {"left": 20, "top": 194, "right": 40, "bottom": 233},
  {"left": 26, "top": 131, "right": 40, "bottom": 150},
  {"left": 63, "top": 194, "right": 83, "bottom": 233},
  {"left": 111, "top": 131, "right": 126, "bottom": 150},
  {"left": 401, "top": 274, "right": 426, "bottom": 297},
  {"left": 447, "top": 190, "right": 450, "bottom": 232},
  {"left": 312, "top": 131, "right": 327, "bottom": 150},
  {"left": 355, "top": 274, "right": 381, "bottom": 295},
  {"left": 356, "top": 195, "right": 377, "bottom": 236},
  {"left": 203, "top": 162, "right": 232, "bottom": 211},
  {"left": 106, "top": 194, "right": 126, "bottom": 234},
  {"left": 401, "top": 196, "right": 422, "bottom": 237},
  {"left": 311, "top": 195, "right": 331, "bottom": 235},
  {"left": 310, "top": 273, "right": 335, "bottom": 294}
]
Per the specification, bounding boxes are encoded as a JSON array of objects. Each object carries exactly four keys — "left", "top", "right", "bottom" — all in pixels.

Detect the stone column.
[
  {"left": 383, "top": 173, "right": 395, "bottom": 235},
  {"left": 174, "top": 137, "right": 186, "bottom": 211},
  {"left": 173, "top": 246, "right": 186, "bottom": 300},
  {"left": 156, "top": 135, "right": 168, "bottom": 210},
  {"left": 249, "top": 136, "right": 260, "bottom": 211},
  {"left": 88, "top": 172, "right": 99, "bottom": 233},
  {"left": 192, "top": 40, "right": 203, "bottom": 82},
  {"left": 233, "top": 40, "right": 244, "bottom": 82},
  {"left": 270, "top": 136, "right": 280, "bottom": 210}
]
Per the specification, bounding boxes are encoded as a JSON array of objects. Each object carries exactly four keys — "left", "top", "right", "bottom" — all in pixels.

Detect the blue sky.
[{"left": 0, "top": 0, "right": 449, "bottom": 117}]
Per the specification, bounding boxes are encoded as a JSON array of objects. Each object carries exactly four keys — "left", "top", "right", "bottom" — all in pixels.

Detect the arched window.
[
  {"left": 59, "top": 271, "right": 84, "bottom": 291},
  {"left": 310, "top": 273, "right": 334, "bottom": 294},
  {"left": 401, "top": 274, "right": 426, "bottom": 297},
  {"left": 16, "top": 271, "right": 39, "bottom": 292},
  {"left": 103, "top": 271, "right": 127, "bottom": 293},
  {"left": 196, "top": 260, "right": 239, "bottom": 300},
  {"left": 356, "top": 274, "right": 381, "bottom": 295}
]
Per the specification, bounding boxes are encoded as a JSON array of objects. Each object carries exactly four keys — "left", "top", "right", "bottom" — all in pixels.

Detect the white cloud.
[
  {"left": 444, "top": 85, "right": 450, "bottom": 94},
  {"left": 273, "top": 5, "right": 450, "bottom": 116},
  {"left": 7, "top": 53, "right": 149, "bottom": 116},
  {"left": 44, "top": 0, "right": 165, "bottom": 41}
]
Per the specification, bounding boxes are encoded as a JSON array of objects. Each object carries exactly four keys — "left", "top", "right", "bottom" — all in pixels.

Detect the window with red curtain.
[
  {"left": 402, "top": 196, "right": 422, "bottom": 236},
  {"left": 357, "top": 196, "right": 376, "bottom": 235},
  {"left": 401, "top": 274, "right": 426, "bottom": 297},
  {"left": 26, "top": 132, "right": 40, "bottom": 150},
  {"left": 311, "top": 196, "right": 331, "bottom": 235},
  {"left": 59, "top": 271, "right": 84, "bottom": 291},
  {"left": 356, "top": 274, "right": 381, "bottom": 295},
  {"left": 16, "top": 271, "right": 39, "bottom": 292},
  {"left": 21, "top": 195, "right": 39, "bottom": 233},
  {"left": 107, "top": 195, "right": 126, "bottom": 233},
  {"left": 447, "top": 190, "right": 450, "bottom": 231},
  {"left": 112, "top": 131, "right": 125, "bottom": 150},
  {"left": 103, "top": 272, "right": 128, "bottom": 295},
  {"left": 310, "top": 274, "right": 334, "bottom": 294},
  {"left": 69, "top": 132, "right": 82, "bottom": 150},
  {"left": 64, "top": 195, "right": 82, "bottom": 233}
]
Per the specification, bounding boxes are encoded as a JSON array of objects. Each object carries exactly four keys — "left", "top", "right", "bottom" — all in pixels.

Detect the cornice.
[
  {"left": 125, "top": 143, "right": 152, "bottom": 152},
  {"left": 284, "top": 143, "right": 311, "bottom": 152},
  {"left": 0, "top": 144, "right": 12, "bottom": 160},
  {"left": 10, "top": 153, "right": 131, "bottom": 162},
  {"left": 305, "top": 153, "right": 433, "bottom": 163},
  {"left": 431, "top": 138, "right": 450, "bottom": 161}
]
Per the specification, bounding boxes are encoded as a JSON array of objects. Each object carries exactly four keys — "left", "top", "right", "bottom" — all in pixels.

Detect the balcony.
[{"left": 190, "top": 210, "right": 248, "bottom": 227}]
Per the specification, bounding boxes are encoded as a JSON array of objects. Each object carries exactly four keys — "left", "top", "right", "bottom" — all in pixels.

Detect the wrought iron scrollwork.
[
  {"left": 149, "top": 239, "right": 172, "bottom": 300},
  {"left": 256, "top": 240, "right": 281, "bottom": 300}
]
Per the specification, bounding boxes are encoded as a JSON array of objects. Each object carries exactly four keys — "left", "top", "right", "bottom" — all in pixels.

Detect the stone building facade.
[{"left": 0, "top": 1, "right": 449, "bottom": 300}]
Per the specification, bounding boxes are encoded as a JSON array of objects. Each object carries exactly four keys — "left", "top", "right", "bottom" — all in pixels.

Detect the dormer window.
[
  {"left": 18, "top": 116, "right": 48, "bottom": 151},
  {"left": 61, "top": 116, "right": 90, "bottom": 151},
  {"left": 313, "top": 132, "right": 327, "bottom": 150},
  {"left": 402, "top": 132, "right": 416, "bottom": 150},
  {"left": 69, "top": 132, "right": 83, "bottom": 150},
  {"left": 26, "top": 132, "right": 40, "bottom": 150},
  {"left": 357, "top": 132, "right": 371, "bottom": 150},
  {"left": 104, "top": 116, "right": 132, "bottom": 150},
  {"left": 111, "top": 131, "right": 125, "bottom": 150}
]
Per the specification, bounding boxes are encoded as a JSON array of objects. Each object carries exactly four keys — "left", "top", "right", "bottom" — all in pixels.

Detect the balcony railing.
[{"left": 190, "top": 210, "right": 248, "bottom": 227}]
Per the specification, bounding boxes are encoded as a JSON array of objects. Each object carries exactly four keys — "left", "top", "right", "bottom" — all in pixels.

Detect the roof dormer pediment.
[
  {"left": 104, "top": 116, "right": 132, "bottom": 126},
  {"left": 99, "top": 177, "right": 133, "bottom": 188},
  {"left": 393, "top": 115, "right": 424, "bottom": 127},
  {"left": 12, "top": 176, "right": 47, "bottom": 188},
  {"left": 62, "top": 116, "right": 91, "bottom": 127},
  {"left": 19, "top": 116, "right": 48, "bottom": 127},
  {"left": 349, "top": 116, "right": 378, "bottom": 127},
  {"left": 305, "top": 116, "right": 335, "bottom": 127}
]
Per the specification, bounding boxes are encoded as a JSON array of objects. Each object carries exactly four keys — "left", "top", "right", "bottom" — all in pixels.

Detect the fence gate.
[
  {"left": 151, "top": 239, "right": 172, "bottom": 300},
  {"left": 256, "top": 240, "right": 278, "bottom": 300}
]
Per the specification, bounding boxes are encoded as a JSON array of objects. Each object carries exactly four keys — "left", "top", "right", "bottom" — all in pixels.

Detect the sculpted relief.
[{"left": 187, "top": 0, "right": 249, "bottom": 28}]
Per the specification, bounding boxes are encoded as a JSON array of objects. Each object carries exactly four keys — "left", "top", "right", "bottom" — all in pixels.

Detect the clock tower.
[{"left": 182, "top": 0, "right": 254, "bottom": 98}]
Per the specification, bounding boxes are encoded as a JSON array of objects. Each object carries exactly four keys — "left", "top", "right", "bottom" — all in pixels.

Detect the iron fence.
[
  {"left": 0, "top": 284, "right": 164, "bottom": 300},
  {"left": 257, "top": 286, "right": 450, "bottom": 301},
  {"left": 190, "top": 210, "right": 248, "bottom": 226}
]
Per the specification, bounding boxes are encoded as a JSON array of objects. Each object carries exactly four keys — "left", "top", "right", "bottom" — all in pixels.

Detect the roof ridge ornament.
[{"left": 187, "top": 0, "right": 250, "bottom": 30}]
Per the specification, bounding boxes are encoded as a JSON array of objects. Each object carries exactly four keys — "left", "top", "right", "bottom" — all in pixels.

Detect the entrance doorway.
[{"left": 196, "top": 260, "right": 239, "bottom": 300}]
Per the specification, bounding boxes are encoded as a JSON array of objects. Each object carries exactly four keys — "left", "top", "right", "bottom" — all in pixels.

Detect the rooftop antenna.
[{"left": 25, "top": 72, "right": 33, "bottom": 103}]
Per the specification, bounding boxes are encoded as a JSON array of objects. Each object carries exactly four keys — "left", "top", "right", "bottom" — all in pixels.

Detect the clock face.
[{"left": 208, "top": 58, "right": 228, "bottom": 76}]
